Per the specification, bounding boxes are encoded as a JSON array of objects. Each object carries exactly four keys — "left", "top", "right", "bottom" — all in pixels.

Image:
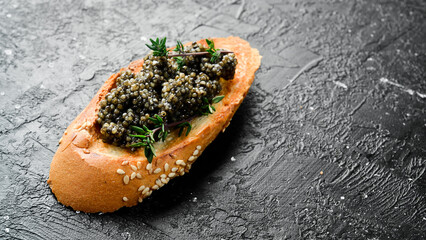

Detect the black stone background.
[{"left": 0, "top": 0, "right": 425, "bottom": 239}]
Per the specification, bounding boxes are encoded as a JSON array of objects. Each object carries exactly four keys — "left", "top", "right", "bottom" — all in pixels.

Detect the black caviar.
[{"left": 96, "top": 42, "right": 237, "bottom": 148}]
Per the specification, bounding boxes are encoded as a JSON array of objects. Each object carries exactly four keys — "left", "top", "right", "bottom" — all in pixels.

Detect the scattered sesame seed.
[
  {"left": 320, "top": 171, "right": 324, "bottom": 175},
  {"left": 188, "top": 156, "right": 196, "bottom": 162},
  {"left": 138, "top": 185, "right": 145, "bottom": 191},
  {"left": 122, "top": 161, "right": 129, "bottom": 166},
  {"left": 137, "top": 161, "right": 142, "bottom": 169},
  {"left": 340, "top": 196, "right": 345, "bottom": 200},
  {"left": 154, "top": 168, "right": 162, "bottom": 174},
  {"left": 196, "top": 145, "right": 202, "bottom": 150},
  {"left": 193, "top": 149, "right": 199, "bottom": 156},
  {"left": 171, "top": 167, "right": 178, "bottom": 172},
  {"left": 5, "top": 228, "right": 10, "bottom": 233},
  {"left": 130, "top": 172, "right": 136, "bottom": 180},
  {"left": 164, "top": 163, "right": 169, "bottom": 171},
  {"left": 160, "top": 174, "right": 167, "bottom": 179},
  {"left": 168, "top": 172, "right": 176, "bottom": 178},
  {"left": 176, "top": 160, "right": 186, "bottom": 166},
  {"left": 123, "top": 197, "right": 128, "bottom": 202},
  {"left": 130, "top": 165, "right": 137, "bottom": 171},
  {"left": 123, "top": 175, "right": 130, "bottom": 184},
  {"left": 156, "top": 179, "right": 163, "bottom": 187},
  {"left": 117, "top": 169, "right": 125, "bottom": 175},
  {"left": 136, "top": 173, "right": 142, "bottom": 179},
  {"left": 152, "top": 185, "right": 159, "bottom": 190},
  {"left": 231, "top": 156, "right": 236, "bottom": 161},
  {"left": 146, "top": 163, "right": 152, "bottom": 171},
  {"left": 142, "top": 187, "right": 150, "bottom": 194},
  {"left": 138, "top": 197, "right": 143, "bottom": 203}
]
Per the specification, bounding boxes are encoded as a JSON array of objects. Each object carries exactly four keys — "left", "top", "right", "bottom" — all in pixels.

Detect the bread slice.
[{"left": 47, "top": 36, "right": 261, "bottom": 213}]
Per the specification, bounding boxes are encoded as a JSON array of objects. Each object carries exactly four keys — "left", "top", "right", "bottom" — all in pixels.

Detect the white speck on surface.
[
  {"left": 3, "top": 216, "right": 9, "bottom": 220},
  {"left": 0, "top": 92, "right": 4, "bottom": 96},
  {"left": 6, "top": 14, "right": 11, "bottom": 18},
  {"left": 15, "top": 105, "right": 20, "bottom": 109},
  {"left": 40, "top": 84, "right": 45, "bottom": 89},
  {"left": 367, "top": 58, "right": 374, "bottom": 61},
  {"left": 192, "top": 197, "right": 197, "bottom": 202},
  {"left": 79, "top": 54, "right": 86, "bottom": 60},
  {"left": 309, "top": 106, "right": 314, "bottom": 110},
  {"left": 76, "top": 210, "right": 80, "bottom": 213},
  {"left": 340, "top": 196, "right": 345, "bottom": 200},
  {"left": 333, "top": 81, "right": 348, "bottom": 90},
  {"left": 140, "top": 36, "right": 147, "bottom": 41},
  {"left": 48, "top": 62, "right": 54, "bottom": 68},
  {"left": 380, "top": 77, "right": 426, "bottom": 98},
  {"left": 231, "top": 157, "right": 236, "bottom": 161},
  {"left": 362, "top": 193, "right": 368, "bottom": 199},
  {"left": 408, "top": 178, "right": 413, "bottom": 181},
  {"left": 4, "top": 49, "right": 12, "bottom": 55},
  {"left": 4, "top": 228, "right": 9, "bottom": 233}
]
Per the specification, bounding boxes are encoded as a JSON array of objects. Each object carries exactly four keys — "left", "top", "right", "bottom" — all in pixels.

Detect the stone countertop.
[{"left": 0, "top": 0, "right": 425, "bottom": 239}]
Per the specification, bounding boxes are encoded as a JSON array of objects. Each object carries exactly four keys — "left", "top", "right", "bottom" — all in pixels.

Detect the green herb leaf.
[
  {"left": 130, "top": 126, "right": 146, "bottom": 134},
  {"left": 212, "top": 95, "right": 225, "bottom": 103},
  {"left": 129, "top": 134, "right": 147, "bottom": 138},
  {"left": 129, "top": 142, "right": 146, "bottom": 147},
  {"left": 146, "top": 37, "right": 169, "bottom": 56},
  {"left": 177, "top": 122, "right": 192, "bottom": 137},
  {"left": 174, "top": 40, "right": 184, "bottom": 53},
  {"left": 205, "top": 39, "right": 221, "bottom": 63},
  {"left": 173, "top": 56, "right": 185, "bottom": 70}
]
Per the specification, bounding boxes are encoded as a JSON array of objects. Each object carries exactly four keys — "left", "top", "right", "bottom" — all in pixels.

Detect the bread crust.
[{"left": 47, "top": 36, "right": 261, "bottom": 213}]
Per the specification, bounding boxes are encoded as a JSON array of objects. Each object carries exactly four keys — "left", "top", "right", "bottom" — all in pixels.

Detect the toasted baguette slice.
[{"left": 47, "top": 36, "right": 261, "bottom": 213}]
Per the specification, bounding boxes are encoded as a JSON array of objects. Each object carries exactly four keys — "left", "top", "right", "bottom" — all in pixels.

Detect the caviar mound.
[
  {"left": 97, "top": 42, "right": 237, "bottom": 149},
  {"left": 47, "top": 36, "right": 261, "bottom": 213}
]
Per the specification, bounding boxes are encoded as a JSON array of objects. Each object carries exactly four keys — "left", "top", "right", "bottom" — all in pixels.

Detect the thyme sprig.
[
  {"left": 146, "top": 37, "right": 232, "bottom": 63},
  {"left": 205, "top": 39, "right": 220, "bottom": 63},
  {"left": 146, "top": 37, "right": 169, "bottom": 56},
  {"left": 128, "top": 95, "right": 225, "bottom": 163},
  {"left": 200, "top": 95, "right": 224, "bottom": 115}
]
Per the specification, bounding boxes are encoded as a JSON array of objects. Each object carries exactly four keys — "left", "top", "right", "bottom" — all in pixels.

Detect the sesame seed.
[
  {"left": 176, "top": 160, "right": 186, "bottom": 166},
  {"left": 160, "top": 174, "right": 167, "bottom": 179},
  {"left": 161, "top": 178, "right": 169, "bottom": 184},
  {"left": 152, "top": 185, "right": 159, "bottom": 190},
  {"left": 137, "top": 161, "right": 142, "bottom": 169},
  {"left": 59, "top": 137, "right": 63, "bottom": 144},
  {"left": 130, "top": 165, "right": 137, "bottom": 171},
  {"left": 131, "top": 172, "right": 136, "bottom": 180},
  {"left": 123, "top": 197, "right": 128, "bottom": 202},
  {"left": 164, "top": 163, "right": 169, "bottom": 171},
  {"left": 193, "top": 149, "right": 199, "bottom": 156},
  {"left": 142, "top": 187, "right": 150, "bottom": 194},
  {"left": 122, "top": 161, "right": 129, "bottom": 166},
  {"left": 197, "top": 145, "right": 201, "bottom": 150},
  {"left": 188, "top": 156, "right": 196, "bottom": 162},
  {"left": 146, "top": 163, "right": 152, "bottom": 171},
  {"left": 154, "top": 168, "right": 162, "bottom": 174},
  {"left": 83, "top": 148, "right": 90, "bottom": 154},
  {"left": 168, "top": 172, "right": 176, "bottom": 178},
  {"left": 145, "top": 190, "right": 152, "bottom": 197},
  {"left": 156, "top": 179, "right": 163, "bottom": 187},
  {"left": 136, "top": 173, "right": 142, "bottom": 179},
  {"left": 171, "top": 167, "right": 178, "bottom": 172},
  {"left": 138, "top": 185, "right": 145, "bottom": 192},
  {"left": 123, "top": 175, "right": 130, "bottom": 184},
  {"left": 186, "top": 165, "right": 192, "bottom": 171},
  {"left": 117, "top": 169, "right": 125, "bottom": 175},
  {"left": 138, "top": 197, "right": 143, "bottom": 203}
]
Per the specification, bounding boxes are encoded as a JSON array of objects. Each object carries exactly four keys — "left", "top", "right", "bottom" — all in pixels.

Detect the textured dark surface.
[{"left": 1, "top": 0, "right": 426, "bottom": 239}]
